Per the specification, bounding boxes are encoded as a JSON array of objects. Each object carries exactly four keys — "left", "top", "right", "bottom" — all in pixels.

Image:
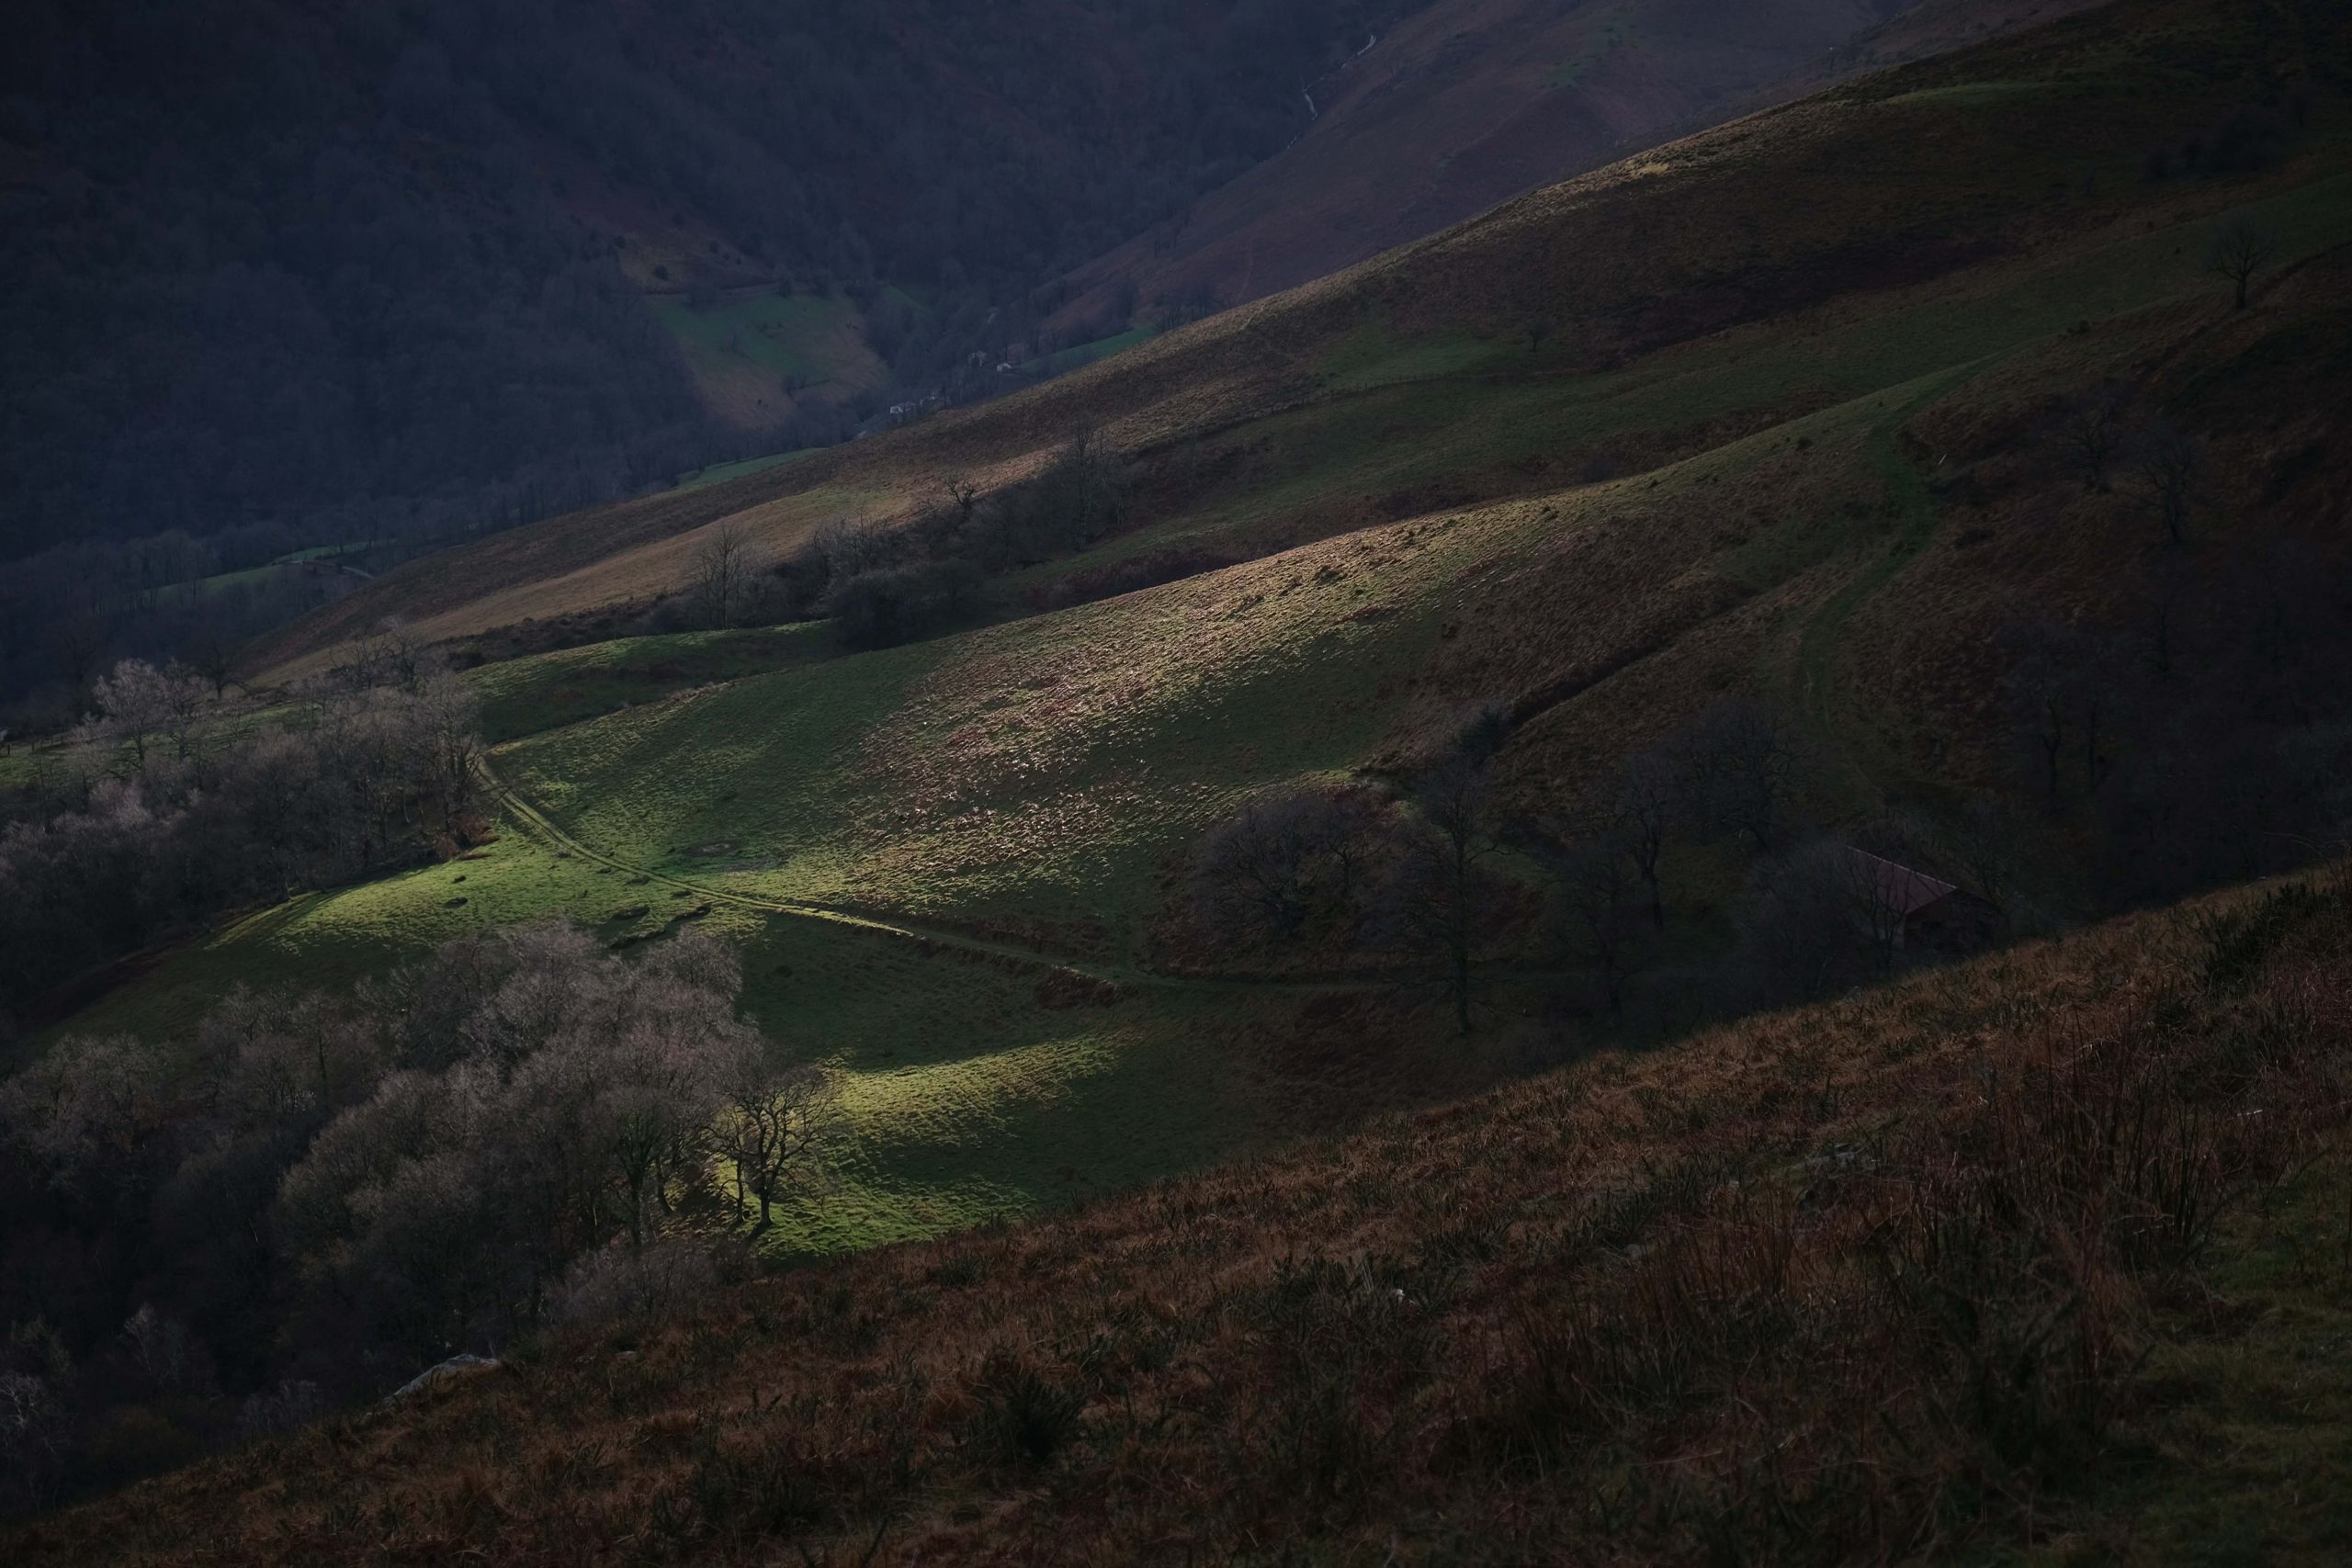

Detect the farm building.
[{"left": 1840, "top": 847, "right": 2004, "bottom": 954}]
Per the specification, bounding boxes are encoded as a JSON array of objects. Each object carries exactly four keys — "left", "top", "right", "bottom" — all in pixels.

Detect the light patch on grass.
[
  {"left": 1878, "top": 79, "right": 2050, "bottom": 109},
  {"left": 464, "top": 623, "right": 835, "bottom": 744},
  {"left": 496, "top": 505, "right": 1515, "bottom": 938},
  {"left": 1025, "top": 325, "right": 1158, "bottom": 378},
  {"left": 655, "top": 288, "right": 890, "bottom": 426},
  {"left": 675, "top": 447, "right": 817, "bottom": 491}
]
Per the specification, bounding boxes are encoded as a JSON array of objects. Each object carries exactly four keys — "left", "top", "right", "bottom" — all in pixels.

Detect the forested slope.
[{"left": 0, "top": 0, "right": 1432, "bottom": 560}]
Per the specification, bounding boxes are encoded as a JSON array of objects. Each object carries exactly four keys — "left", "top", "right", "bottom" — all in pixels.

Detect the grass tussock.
[{"left": 13, "top": 866, "right": 2352, "bottom": 1564}]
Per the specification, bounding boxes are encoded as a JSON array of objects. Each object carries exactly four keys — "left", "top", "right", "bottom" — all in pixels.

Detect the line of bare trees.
[
  {"left": 663, "top": 425, "right": 1145, "bottom": 649},
  {"left": 0, "top": 925, "right": 830, "bottom": 1517},
  {"left": 1186, "top": 715, "right": 1516, "bottom": 1033},
  {"left": 0, "top": 627, "right": 484, "bottom": 1039},
  {"left": 1188, "top": 697, "right": 1841, "bottom": 1033},
  {"left": 1185, "top": 529, "right": 2352, "bottom": 1036},
  {"left": 739, "top": 428, "right": 1127, "bottom": 648}
]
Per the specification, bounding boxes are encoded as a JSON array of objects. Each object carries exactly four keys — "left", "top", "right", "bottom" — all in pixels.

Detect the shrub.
[
  {"left": 824, "top": 559, "right": 980, "bottom": 649},
  {"left": 551, "top": 1238, "right": 725, "bottom": 1327},
  {"left": 962, "top": 1348, "right": 1084, "bottom": 1470},
  {"left": 775, "top": 517, "right": 899, "bottom": 618},
  {"left": 1191, "top": 784, "right": 1390, "bottom": 951},
  {"left": 1040, "top": 547, "right": 1238, "bottom": 610}
]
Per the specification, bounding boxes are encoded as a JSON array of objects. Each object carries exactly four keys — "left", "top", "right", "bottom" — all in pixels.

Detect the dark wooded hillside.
[{"left": 0, "top": 0, "right": 1425, "bottom": 594}]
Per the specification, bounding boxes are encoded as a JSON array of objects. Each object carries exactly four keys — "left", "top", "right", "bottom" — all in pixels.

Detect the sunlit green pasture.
[
  {"left": 675, "top": 447, "right": 818, "bottom": 491},
  {"left": 493, "top": 506, "right": 1508, "bottom": 942},
  {"left": 463, "top": 623, "right": 838, "bottom": 744},
  {"left": 52, "top": 796, "right": 1272, "bottom": 1257}
]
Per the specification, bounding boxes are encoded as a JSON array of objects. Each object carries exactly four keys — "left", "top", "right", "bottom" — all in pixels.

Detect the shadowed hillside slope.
[
  {"left": 1048, "top": 0, "right": 2118, "bottom": 332},
  {"left": 245, "top": 0, "right": 2348, "bottom": 686},
  {"left": 0, "top": 0, "right": 1448, "bottom": 561},
  {"left": 15, "top": 866, "right": 2352, "bottom": 1563}
]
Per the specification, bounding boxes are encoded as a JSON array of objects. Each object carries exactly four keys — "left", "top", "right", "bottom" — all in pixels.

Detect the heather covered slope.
[
  {"left": 17, "top": 867, "right": 2352, "bottom": 1564},
  {"left": 244, "top": 0, "right": 2352, "bottom": 685}
]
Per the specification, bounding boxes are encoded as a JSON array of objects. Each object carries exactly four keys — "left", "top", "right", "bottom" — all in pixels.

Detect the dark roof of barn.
[{"left": 1842, "top": 848, "right": 1958, "bottom": 917}]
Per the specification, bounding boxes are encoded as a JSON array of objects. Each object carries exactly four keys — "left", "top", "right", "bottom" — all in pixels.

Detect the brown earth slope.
[
  {"left": 15, "top": 866, "right": 2352, "bottom": 1564},
  {"left": 1050, "top": 0, "right": 2118, "bottom": 333}
]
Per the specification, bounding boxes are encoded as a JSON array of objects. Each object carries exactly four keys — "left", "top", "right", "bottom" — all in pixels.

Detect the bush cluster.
[
  {"left": 0, "top": 922, "right": 821, "bottom": 1517},
  {"left": 0, "top": 637, "right": 482, "bottom": 1036}
]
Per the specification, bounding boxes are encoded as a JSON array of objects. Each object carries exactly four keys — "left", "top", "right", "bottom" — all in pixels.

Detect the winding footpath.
[{"left": 1790, "top": 359, "right": 1991, "bottom": 802}]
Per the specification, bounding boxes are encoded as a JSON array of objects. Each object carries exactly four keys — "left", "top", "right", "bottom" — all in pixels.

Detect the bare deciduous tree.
[
  {"left": 339, "top": 620, "right": 435, "bottom": 694},
  {"left": 88, "top": 659, "right": 209, "bottom": 769},
  {"left": 2131, "top": 422, "right": 2199, "bottom": 546},
  {"left": 275, "top": 925, "right": 766, "bottom": 1350},
  {"left": 0, "top": 1367, "right": 67, "bottom": 1515},
  {"left": 710, "top": 1062, "right": 832, "bottom": 1230},
  {"left": 186, "top": 623, "right": 243, "bottom": 700},
  {"left": 944, "top": 479, "right": 980, "bottom": 533},
  {"left": 1727, "top": 839, "right": 1888, "bottom": 1007},
  {"left": 0, "top": 1033, "right": 168, "bottom": 1195},
  {"left": 1380, "top": 752, "right": 1504, "bottom": 1035},
  {"left": 413, "top": 674, "right": 483, "bottom": 827},
  {"left": 1673, "top": 699, "right": 1797, "bottom": 852},
  {"left": 1192, "top": 784, "right": 1386, "bottom": 947},
  {"left": 2206, "top": 215, "right": 2278, "bottom": 310},
  {"left": 2000, "top": 619, "right": 2125, "bottom": 807},
  {"left": 1549, "top": 833, "right": 1646, "bottom": 1021},
  {"left": 1611, "top": 749, "right": 1685, "bottom": 929},
  {"left": 2058, "top": 384, "right": 2130, "bottom": 493},
  {"left": 691, "top": 521, "right": 758, "bottom": 629}
]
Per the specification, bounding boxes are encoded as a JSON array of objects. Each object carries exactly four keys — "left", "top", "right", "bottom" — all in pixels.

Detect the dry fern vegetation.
[{"left": 13, "top": 867, "right": 2352, "bottom": 1563}]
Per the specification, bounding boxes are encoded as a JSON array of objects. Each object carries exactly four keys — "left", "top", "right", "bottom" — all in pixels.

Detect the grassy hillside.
[
  {"left": 17, "top": 863, "right": 2352, "bottom": 1563},
  {"left": 243, "top": 0, "right": 2352, "bottom": 682},
  {"left": 65, "top": 0, "right": 2349, "bottom": 1264},
  {"left": 650, "top": 291, "right": 894, "bottom": 432}
]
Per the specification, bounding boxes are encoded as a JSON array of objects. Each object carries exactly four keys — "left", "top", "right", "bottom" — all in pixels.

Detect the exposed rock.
[{"left": 385, "top": 1353, "right": 498, "bottom": 1404}]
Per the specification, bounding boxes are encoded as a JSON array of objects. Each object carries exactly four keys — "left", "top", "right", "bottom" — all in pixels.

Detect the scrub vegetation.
[{"left": 17, "top": 865, "right": 2352, "bottom": 1563}]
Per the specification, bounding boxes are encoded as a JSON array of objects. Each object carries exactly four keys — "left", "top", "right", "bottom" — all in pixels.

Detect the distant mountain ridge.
[{"left": 1049, "top": 0, "right": 2116, "bottom": 330}]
